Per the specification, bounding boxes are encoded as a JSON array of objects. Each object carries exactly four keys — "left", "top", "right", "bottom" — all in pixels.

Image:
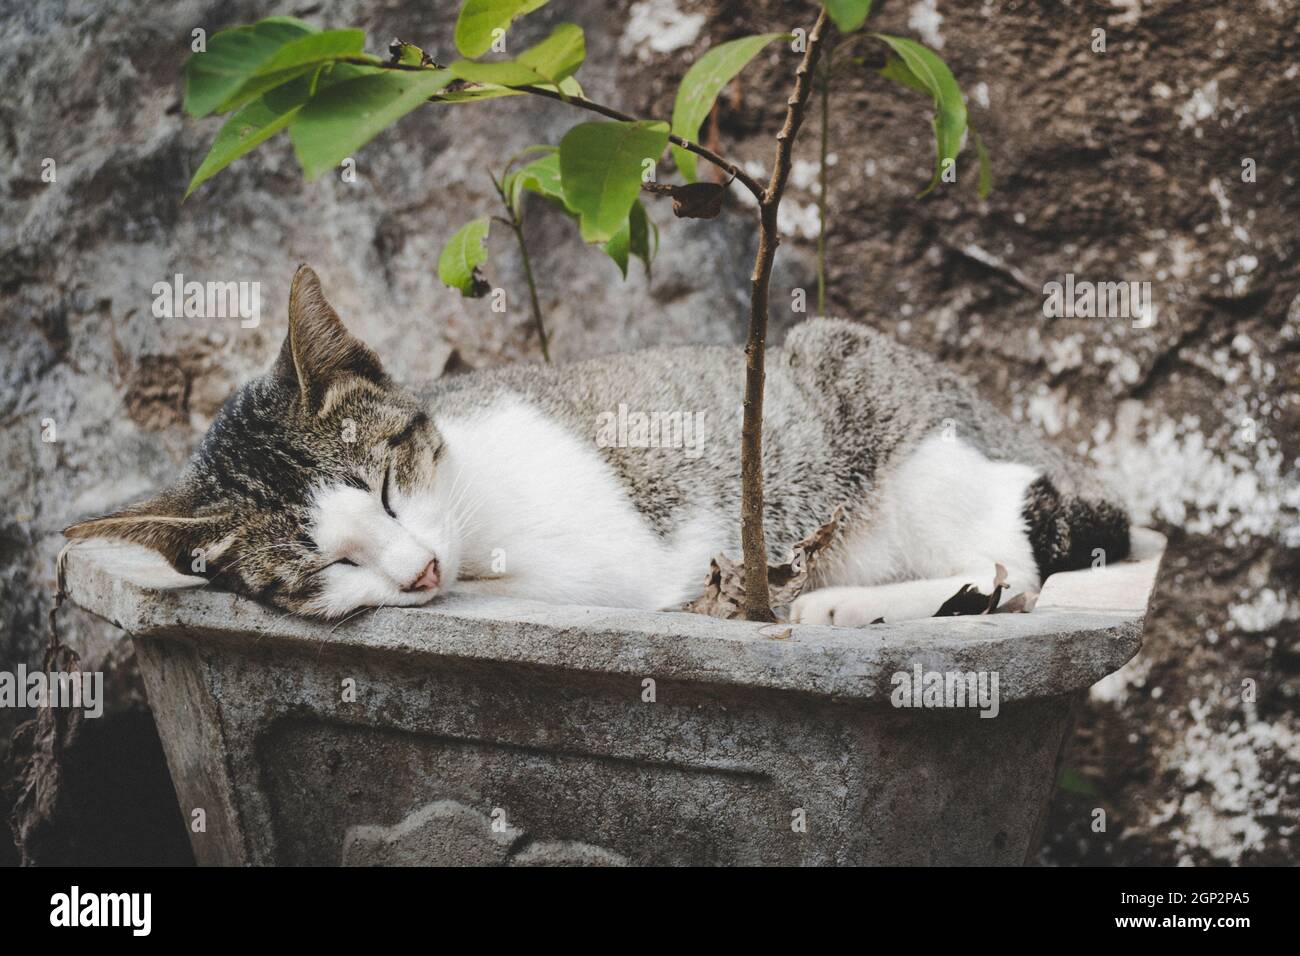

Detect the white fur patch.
[
  {"left": 797, "top": 433, "right": 1041, "bottom": 624},
  {"left": 434, "top": 399, "right": 725, "bottom": 609},
  {"left": 820, "top": 434, "right": 1041, "bottom": 589},
  {"left": 307, "top": 481, "right": 450, "bottom": 618}
]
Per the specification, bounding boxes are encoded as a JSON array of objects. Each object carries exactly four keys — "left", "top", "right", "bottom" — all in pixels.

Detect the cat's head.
[{"left": 65, "top": 265, "right": 461, "bottom": 619}]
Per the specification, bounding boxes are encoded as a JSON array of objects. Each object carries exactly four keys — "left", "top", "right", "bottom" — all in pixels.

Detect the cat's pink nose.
[{"left": 405, "top": 559, "right": 440, "bottom": 592}]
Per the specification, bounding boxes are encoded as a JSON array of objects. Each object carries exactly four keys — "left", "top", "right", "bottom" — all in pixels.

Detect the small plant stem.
[
  {"left": 739, "top": 9, "right": 830, "bottom": 622},
  {"left": 512, "top": 220, "right": 549, "bottom": 362},
  {"left": 492, "top": 176, "right": 550, "bottom": 362}
]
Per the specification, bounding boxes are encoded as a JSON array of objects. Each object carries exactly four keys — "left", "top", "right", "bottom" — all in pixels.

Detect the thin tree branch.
[
  {"left": 341, "top": 58, "right": 766, "bottom": 201},
  {"left": 514, "top": 85, "right": 766, "bottom": 201},
  {"left": 739, "top": 10, "right": 831, "bottom": 622},
  {"left": 763, "top": 15, "right": 830, "bottom": 207}
]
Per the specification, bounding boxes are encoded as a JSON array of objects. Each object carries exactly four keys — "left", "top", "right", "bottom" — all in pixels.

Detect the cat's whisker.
[
  {"left": 256, "top": 604, "right": 310, "bottom": 645},
  {"left": 443, "top": 471, "right": 476, "bottom": 521},
  {"left": 318, "top": 600, "right": 387, "bottom": 657},
  {"left": 449, "top": 483, "right": 487, "bottom": 530},
  {"left": 452, "top": 489, "right": 483, "bottom": 528},
  {"left": 454, "top": 502, "right": 487, "bottom": 538},
  {"left": 325, "top": 604, "right": 370, "bottom": 636}
]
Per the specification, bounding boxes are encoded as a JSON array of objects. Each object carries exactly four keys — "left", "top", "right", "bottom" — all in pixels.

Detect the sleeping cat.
[{"left": 64, "top": 265, "right": 1130, "bottom": 625}]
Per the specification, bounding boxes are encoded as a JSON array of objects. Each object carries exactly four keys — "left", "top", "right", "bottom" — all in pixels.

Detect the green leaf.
[
  {"left": 391, "top": 40, "right": 428, "bottom": 67},
  {"left": 670, "top": 33, "right": 787, "bottom": 182},
  {"left": 603, "top": 200, "right": 656, "bottom": 279},
  {"left": 289, "top": 69, "right": 454, "bottom": 180},
  {"left": 186, "top": 72, "right": 316, "bottom": 198},
  {"left": 507, "top": 148, "right": 568, "bottom": 212},
  {"left": 823, "top": 0, "right": 873, "bottom": 33},
  {"left": 449, "top": 23, "right": 585, "bottom": 90},
  {"left": 509, "top": 150, "right": 657, "bottom": 279},
  {"left": 185, "top": 63, "right": 380, "bottom": 198},
  {"left": 559, "top": 120, "right": 669, "bottom": 243},
  {"left": 878, "top": 55, "right": 929, "bottom": 95},
  {"left": 975, "top": 130, "right": 991, "bottom": 199},
  {"left": 502, "top": 145, "right": 559, "bottom": 212},
  {"left": 454, "top": 0, "right": 550, "bottom": 59},
  {"left": 643, "top": 206, "right": 660, "bottom": 267},
  {"left": 184, "top": 17, "right": 315, "bottom": 117},
  {"left": 629, "top": 199, "right": 655, "bottom": 276},
  {"left": 439, "top": 217, "right": 492, "bottom": 296},
  {"left": 215, "top": 29, "right": 368, "bottom": 113},
  {"left": 603, "top": 200, "right": 655, "bottom": 278},
  {"left": 600, "top": 202, "right": 655, "bottom": 280},
  {"left": 603, "top": 220, "right": 631, "bottom": 277},
  {"left": 873, "top": 33, "right": 968, "bottom": 196}
]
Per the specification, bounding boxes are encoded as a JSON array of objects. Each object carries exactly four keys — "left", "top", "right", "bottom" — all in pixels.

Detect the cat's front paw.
[{"left": 790, "top": 588, "right": 884, "bottom": 627}]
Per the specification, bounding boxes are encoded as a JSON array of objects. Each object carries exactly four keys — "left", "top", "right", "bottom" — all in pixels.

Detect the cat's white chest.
[{"left": 434, "top": 399, "right": 720, "bottom": 608}]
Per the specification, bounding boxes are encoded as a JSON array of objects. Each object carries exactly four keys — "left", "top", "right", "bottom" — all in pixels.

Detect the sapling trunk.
[{"left": 739, "top": 10, "right": 831, "bottom": 622}]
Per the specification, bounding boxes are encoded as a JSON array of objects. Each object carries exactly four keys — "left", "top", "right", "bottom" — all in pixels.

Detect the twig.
[
  {"left": 515, "top": 86, "right": 766, "bottom": 201},
  {"left": 491, "top": 175, "right": 551, "bottom": 362},
  {"left": 739, "top": 9, "right": 831, "bottom": 622},
  {"left": 341, "top": 58, "right": 766, "bottom": 200}
]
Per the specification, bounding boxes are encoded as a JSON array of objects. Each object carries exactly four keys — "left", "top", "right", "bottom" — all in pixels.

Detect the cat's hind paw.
[
  {"left": 790, "top": 572, "right": 1020, "bottom": 627},
  {"left": 790, "top": 587, "right": 887, "bottom": 627}
]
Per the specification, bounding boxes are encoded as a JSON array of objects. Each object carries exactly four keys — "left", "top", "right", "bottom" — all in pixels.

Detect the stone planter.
[{"left": 63, "top": 531, "right": 1163, "bottom": 866}]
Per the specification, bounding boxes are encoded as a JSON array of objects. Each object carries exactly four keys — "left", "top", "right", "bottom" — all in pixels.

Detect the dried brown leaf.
[
  {"left": 995, "top": 590, "right": 1040, "bottom": 614},
  {"left": 669, "top": 182, "right": 726, "bottom": 219},
  {"left": 683, "top": 505, "right": 846, "bottom": 619}
]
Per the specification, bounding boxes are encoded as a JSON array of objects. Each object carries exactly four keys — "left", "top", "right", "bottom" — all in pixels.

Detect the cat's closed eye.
[
  {"left": 381, "top": 463, "right": 397, "bottom": 518},
  {"left": 314, "top": 557, "right": 357, "bottom": 574}
]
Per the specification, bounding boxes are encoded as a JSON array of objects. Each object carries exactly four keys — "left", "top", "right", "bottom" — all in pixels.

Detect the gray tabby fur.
[{"left": 435, "top": 319, "right": 1102, "bottom": 547}]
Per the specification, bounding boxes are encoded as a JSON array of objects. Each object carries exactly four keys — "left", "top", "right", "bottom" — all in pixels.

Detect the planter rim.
[{"left": 61, "top": 530, "right": 1163, "bottom": 703}]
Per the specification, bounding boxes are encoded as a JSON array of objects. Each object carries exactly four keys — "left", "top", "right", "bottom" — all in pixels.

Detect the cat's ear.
[
  {"left": 274, "top": 264, "right": 386, "bottom": 411},
  {"left": 63, "top": 485, "right": 230, "bottom": 577}
]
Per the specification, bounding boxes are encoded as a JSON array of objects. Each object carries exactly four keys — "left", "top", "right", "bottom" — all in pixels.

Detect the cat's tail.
[{"left": 1022, "top": 475, "right": 1132, "bottom": 580}]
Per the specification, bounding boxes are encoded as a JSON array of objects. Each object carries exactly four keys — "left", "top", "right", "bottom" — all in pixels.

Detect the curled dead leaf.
[
  {"left": 641, "top": 181, "right": 727, "bottom": 220},
  {"left": 684, "top": 506, "right": 846, "bottom": 619},
  {"left": 997, "top": 590, "right": 1039, "bottom": 614},
  {"left": 464, "top": 266, "right": 491, "bottom": 299},
  {"left": 669, "top": 182, "right": 726, "bottom": 219}
]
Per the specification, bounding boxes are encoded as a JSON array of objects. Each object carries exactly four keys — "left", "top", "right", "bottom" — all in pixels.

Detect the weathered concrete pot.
[{"left": 63, "top": 531, "right": 1163, "bottom": 866}]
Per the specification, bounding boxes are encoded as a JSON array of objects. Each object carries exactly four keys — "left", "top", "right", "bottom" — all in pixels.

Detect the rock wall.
[{"left": 2, "top": 0, "right": 1296, "bottom": 864}]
